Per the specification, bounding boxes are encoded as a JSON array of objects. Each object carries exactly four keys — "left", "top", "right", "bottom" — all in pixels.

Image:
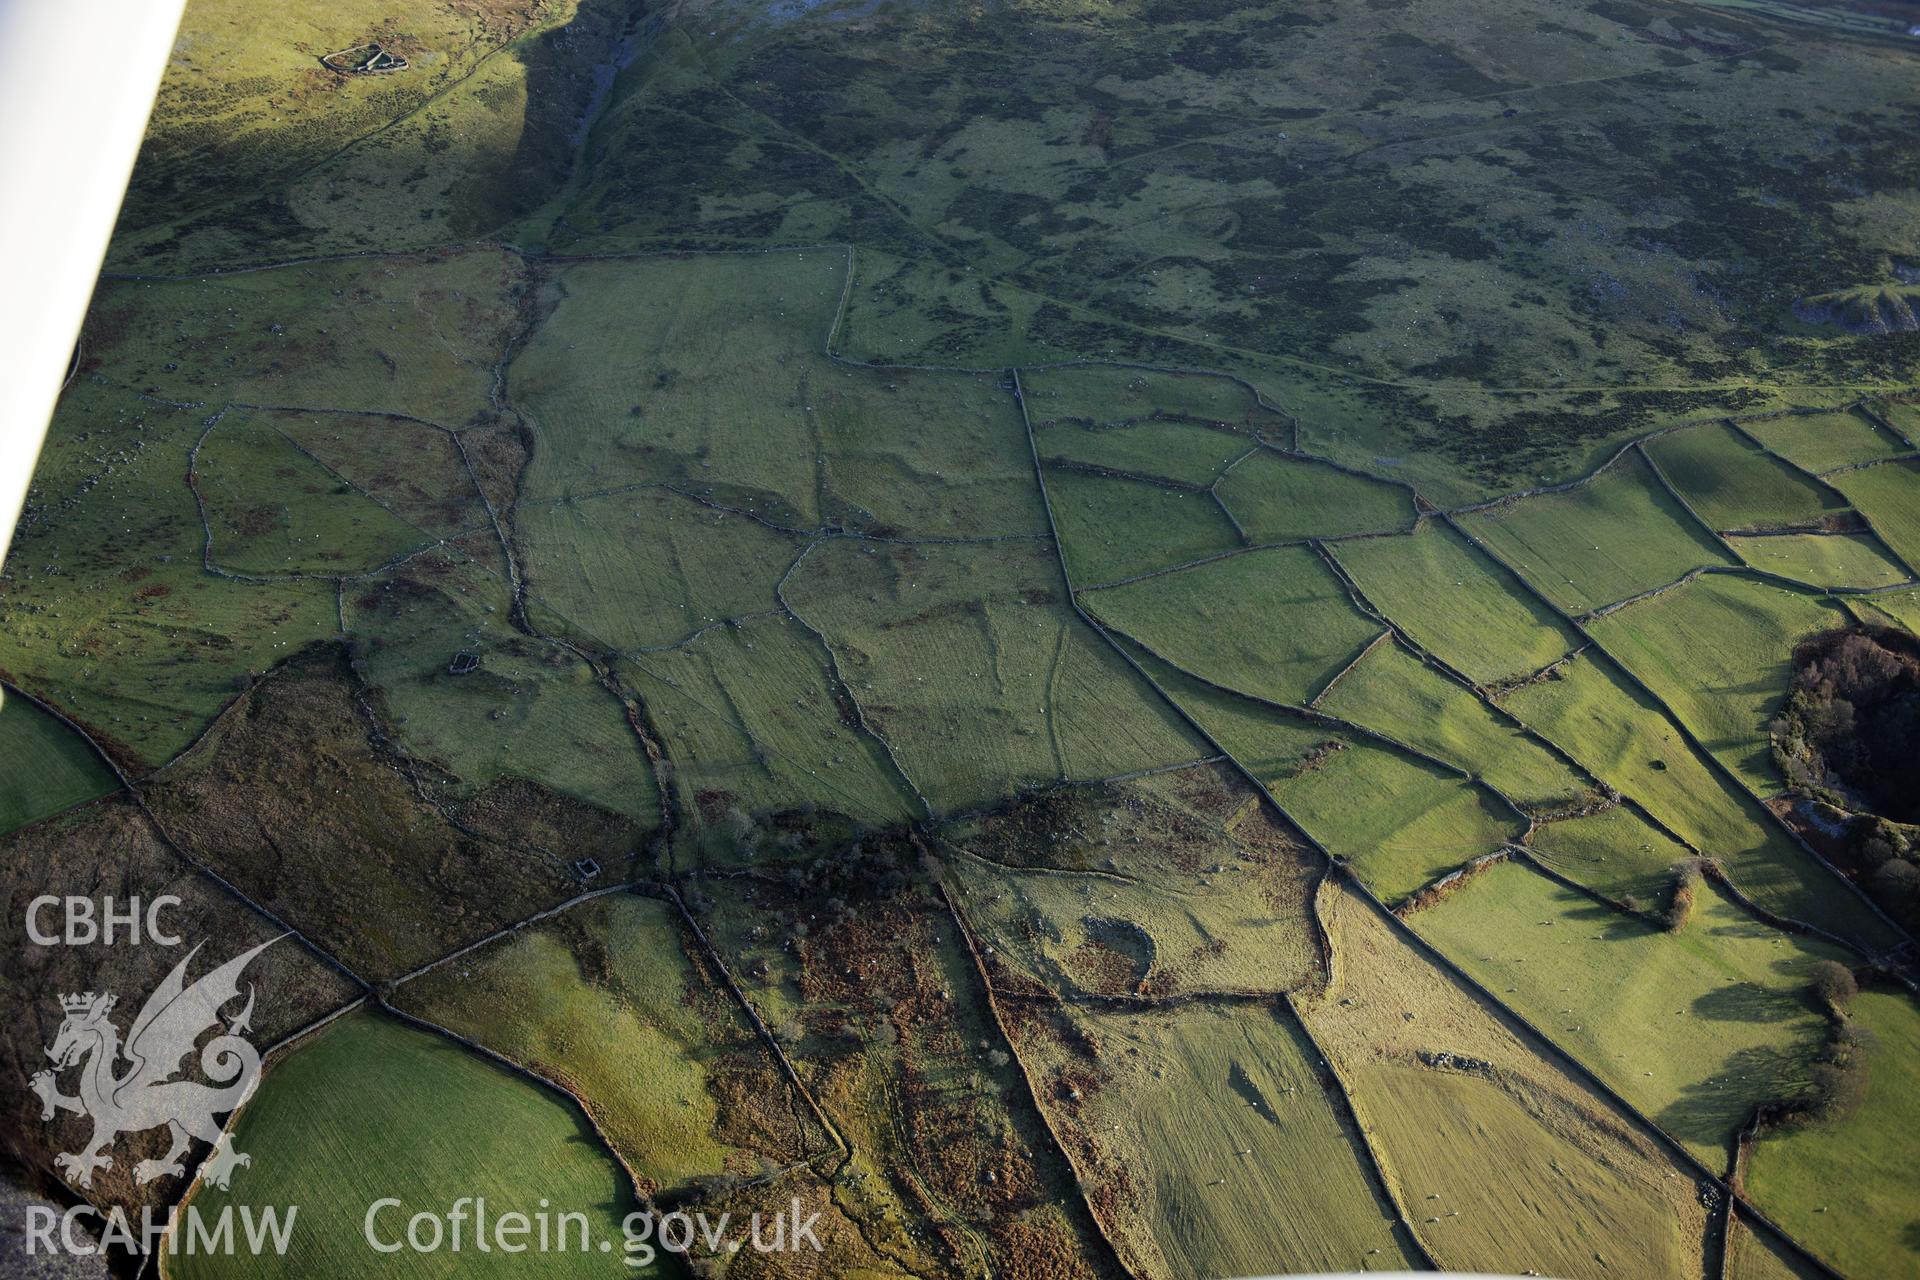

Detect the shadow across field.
[
  {"left": 1657, "top": 1042, "right": 1819, "bottom": 1152},
  {"left": 119, "top": 0, "right": 653, "bottom": 262}
]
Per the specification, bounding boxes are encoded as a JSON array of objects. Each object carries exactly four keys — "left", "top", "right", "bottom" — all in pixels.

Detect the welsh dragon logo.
[{"left": 28, "top": 937, "right": 279, "bottom": 1191}]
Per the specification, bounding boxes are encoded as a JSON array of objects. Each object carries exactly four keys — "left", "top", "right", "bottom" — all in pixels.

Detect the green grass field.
[
  {"left": 0, "top": 692, "right": 117, "bottom": 836},
  {"left": 1318, "top": 641, "right": 1589, "bottom": 810},
  {"left": 1268, "top": 739, "right": 1522, "bottom": 901},
  {"left": 1035, "top": 418, "right": 1248, "bottom": 488},
  {"left": 1850, "top": 586, "right": 1920, "bottom": 635},
  {"left": 1727, "top": 1215, "right": 1825, "bottom": 1280},
  {"left": 512, "top": 252, "right": 840, "bottom": 516},
  {"left": 833, "top": 248, "right": 1067, "bottom": 368},
  {"left": 6, "top": 272, "right": 532, "bottom": 766},
  {"left": 1330, "top": 520, "right": 1581, "bottom": 687},
  {"left": 1304, "top": 880, "right": 1710, "bottom": 1280},
  {"left": 272, "top": 55, "right": 539, "bottom": 256},
  {"left": 514, "top": 252, "right": 1046, "bottom": 540},
  {"left": 0, "top": 387, "right": 339, "bottom": 769},
  {"left": 258, "top": 0, "right": 632, "bottom": 264},
  {"left": 1460, "top": 451, "right": 1739, "bottom": 614},
  {"left": 1417, "top": 860, "right": 1848, "bottom": 1166},
  {"left": 618, "top": 613, "right": 919, "bottom": 832},
  {"left": 1081, "top": 545, "right": 1383, "bottom": 707},
  {"left": 171, "top": 1012, "right": 655, "bottom": 1280},
  {"left": 1015, "top": 1002, "right": 1421, "bottom": 1277},
  {"left": 518, "top": 488, "right": 802, "bottom": 652},
  {"left": 352, "top": 550, "right": 660, "bottom": 824},
  {"left": 1873, "top": 401, "right": 1920, "bottom": 442},
  {"left": 1103, "top": 635, "right": 1516, "bottom": 900},
  {"left": 1739, "top": 412, "right": 1909, "bottom": 474},
  {"left": 1121, "top": 638, "right": 1356, "bottom": 781},
  {"left": 953, "top": 836, "right": 1321, "bottom": 999},
  {"left": 1500, "top": 652, "right": 1895, "bottom": 949},
  {"left": 548, "top": 0, "right": 1913, "bottom": 500},
  {"left": 783, "top": 539, "right": 1202, "bottom": 811},
  {"left": 1825, "top": 459, "right": 1920, "bottom": 574},
  {"left": 1746, "top": 989, "right": 1920, "bottom": 1279},
  {"left": 112, "top": 0, "right": 1920, "bottom": 498},
  {"left": 1528, "top": 805, "right": 1695, "bottom": 905},
  {"left": 1727, "top": 532, "right": 1912, "bottom": 590},
  {"left": 197, "top": 410, "right": 434, "bottom": 576},
  {"left": 1499, "top": 652, "right": 1756, "bottom": 853},
  {"left": 274, "top": 411, "right": 491, "bottom": 540},
  {"left": 1214, "top": 452, "right": 1415, "bottom": 544},
  {"left": 91, "top": 253, "right": 523, "bottom": 425},
  {"left": 808, "top": 365, "right": 1046, "bottom": 540},
  {"left": 1645, "top": 424, "right": 1846, "bottom": 532},
  {"left": 1021, "top": 365, "right": 1269, "bottom": 431},
  {"left": 399, "top": 894, "right": 822, "bottom": 1195},
  {"left": 1589, "top": 574, "right": 1847, "bottom": 795},
  {"left": 1045, "top": 467, "right": 1241, "bottom": 586},
  {"left": 1352, "top": 1065, "right": 1705, "bottom": 1278}
]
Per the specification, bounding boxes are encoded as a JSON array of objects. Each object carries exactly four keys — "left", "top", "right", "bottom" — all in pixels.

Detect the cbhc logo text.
[{"left": 26, "top": 896, "right": 183, "bottom": 946}]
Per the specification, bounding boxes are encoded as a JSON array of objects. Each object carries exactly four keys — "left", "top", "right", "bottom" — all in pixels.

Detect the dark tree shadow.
[
  {"left": 1692, "top": 980, "right": 1805, "bottom": 1025},
  {"left": 1563, "top": 896, "right": 1650, "bottom": 941},
  {"left": 1656, "top": 1044, "right": 1816, "bottom": 1149}
]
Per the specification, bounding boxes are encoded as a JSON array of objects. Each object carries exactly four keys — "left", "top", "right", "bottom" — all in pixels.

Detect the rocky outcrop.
[{"left": 1794, "top": 285, "right": 1920, "bottom": 334}]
